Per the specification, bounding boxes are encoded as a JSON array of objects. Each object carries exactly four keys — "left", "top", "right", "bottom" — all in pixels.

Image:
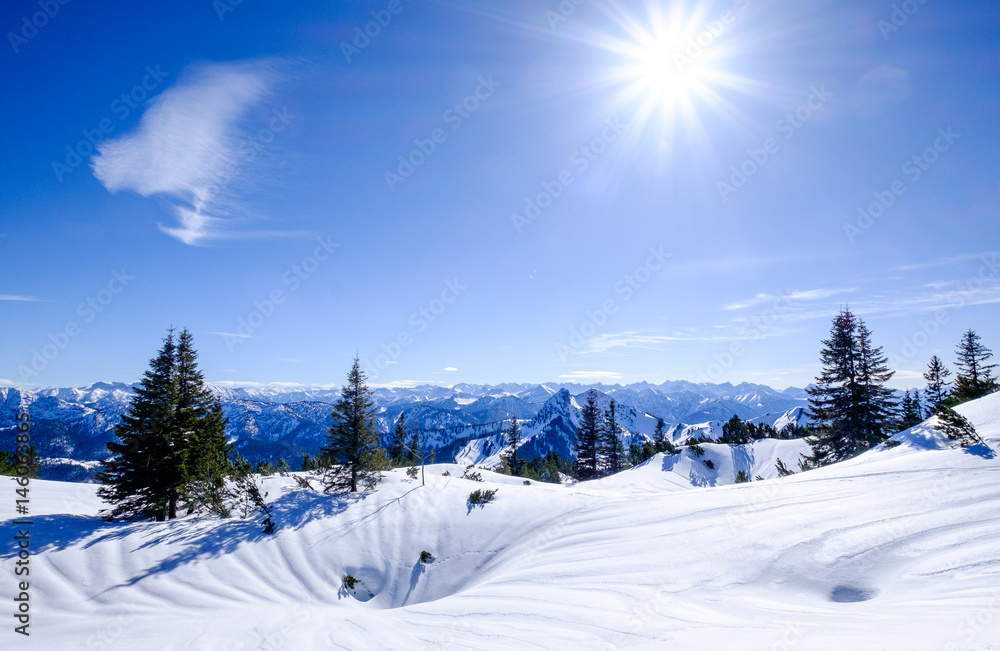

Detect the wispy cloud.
[
  {"left": 208, "top": 331, "right": 259, "bottom": 340},
  {"left": 0, "top": 294, "right": 44, "bottom": 302},
  {"left": 722, "top": 288, "right": 855, "bottom": 311},
  {"left": 893, "top": 251, "right": 999, "bottom": 272},
  {"left": 443, "top": 367, "right": 458, "bottom": 372},
  {"left": 558, "top": 371, "right": 623, "bottom": 381},
  {"left": 91, "top": 60, "right": 286, "bottom": 245}
]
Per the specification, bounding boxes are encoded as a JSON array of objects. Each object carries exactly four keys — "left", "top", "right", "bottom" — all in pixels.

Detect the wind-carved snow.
[{"left": 5, "top": 393, "right": 1000, "bottom": 649}]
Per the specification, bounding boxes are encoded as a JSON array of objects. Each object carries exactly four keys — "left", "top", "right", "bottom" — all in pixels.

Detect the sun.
[{"left": 583, "top": 0, "right": 755, "bottom": 140}]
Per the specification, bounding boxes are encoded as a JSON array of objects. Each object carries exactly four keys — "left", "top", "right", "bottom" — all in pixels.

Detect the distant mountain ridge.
[{"left": 0, "top": 380, "right": 810, "bottom": 480}]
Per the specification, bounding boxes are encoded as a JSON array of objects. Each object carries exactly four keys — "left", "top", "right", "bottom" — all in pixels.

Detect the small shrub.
[
  {"left": 468, "top": 488, "right": 498, "bottom": 505},
  {"left": 688, "top": 442, "right": 705, "bottom": 457},
  {"left": 420, "top": 550, "right": 434, "bottom": 564},
  {"left": 343, "top": 575, "right": 358, "bottom": 590},
  {"left": 883, "top": 439, "right": 901, "bottom": 449},
  {"left": 463, "top": 469, "right": 483, "bottom": 482},
  {"left": 775, "top": 458, "right": 795, "bottom": 477},
  {"left": 735, "top": 470, "right": 751, "bottom": 484},
  {"left": 523, "top": 480, "right": 531, "bottom": 486},
  {"left": 441, "top": 471, "right": 451, "bottom": 477},
  {"left": 754, "top": 475, "right": 764, "bottom": 481},
  {"left": 406, "top": 466, "right": 419, "bottom": 479},
  {"left": 935, "top": 406, "right": 982, "bottom": 447},
  {"left": 704, "top": 459, "right": 714, "bottom": 469}
]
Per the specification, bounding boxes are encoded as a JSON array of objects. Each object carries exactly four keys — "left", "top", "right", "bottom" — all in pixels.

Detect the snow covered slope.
[{"left": 4, "top": 394, "right": 1000, "bottom": 649}]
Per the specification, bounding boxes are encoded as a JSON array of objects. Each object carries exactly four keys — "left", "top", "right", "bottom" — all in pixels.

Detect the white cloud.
[
  {"left": 893, "top": 251, "right": 999, "bottom": 272},
  {"left": 0, "top": 294, "right": 43, "bottom": 301},
  {"left": 558, "top": 371, "right": 623, "bottom": 381},
  {"left": 443, "top": 367, "right": 458, "bottom": 372},
  {"left": 723, "top": 288, "right": 855, "bottom": 311},
  {"left": 91, "top": 60, "right": 280, "bottom": 245}
]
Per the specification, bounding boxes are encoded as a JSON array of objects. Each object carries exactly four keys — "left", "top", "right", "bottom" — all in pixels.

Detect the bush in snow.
[
  {"left": 343, "top": 575, "right": 358, "bottom": 590},
  {"left": 735, "top": 470, "right": 751, "bottom": 484},
  {"left": 420, "top": 550, "right": 434, "bottom": 564},
  {"left": 704, "top": 459, "right": 714, "bottom": 469},
  {"left": 463, "top": 469, "right": 483, "bottom": 482},
  {"left": 406, "top": 466, "right": 419, "bottom": 479},
  {"left": 934, "top": 405, "right": 983, "bottom": 447},
  {"left": 441, "top": 471, "right": 451, "bottom": 477},
  {"left": 775, "top": 458, "right": 796, "bottom": 477},
  {"left": 468, "top": 488, "right": 498, "bottom": 505},
  {"left": 688, "top": 442, "right": 705, "bottom": 457}
]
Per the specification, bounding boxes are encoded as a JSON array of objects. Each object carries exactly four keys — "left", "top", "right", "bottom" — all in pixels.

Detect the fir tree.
[
  {"left": 277, "top": 458, "right": 291, "bottom": 475},
  {"left": 389, "top": 413, "right": 409, "bottom": 465},
  {"left": 952, "top": 329, "right": 999, "bottom": 404},
  {"left": 300, "top": 453, "right": 316, "bottom": 471},
  {"left": 806, "top": 309, "right": 863, "bottom": 465},
  {"left": 97, "top": 329, "right": 182, "bottom": 521},
  {"left": 923, "top": 355, "right": 952, "bottom": 411},
  {"left": 174, "top": 329, "right": 230, "bottom": 517},
  {"left": 319, "top": 357, "right": 384, "bottom": 493},
  {"left": 601, "top": 399, "right": 624, "bottom": 475},
  {"left": 899, "top": 390, "right": 923, "bottom": 430},
  {"left": 721, "top": 414, "right": 750, "bottom": 445},
  {"left": 502, "top": 417, "right": 522, "bottom": 475},
  {"left": 408, "top": 430, "right": 421, "bottom": 464},
  {"left": 806, "top": 309, "right": 896, "bottom": 465},
  {"left": 574, "top": 390, "right": 602, "bottom": 480},
  {"left": 855, "top": 320, "right": 898, "bottom": 447}
]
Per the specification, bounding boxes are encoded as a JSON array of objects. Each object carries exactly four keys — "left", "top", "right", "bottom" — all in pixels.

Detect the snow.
[{"left": 5, "top": 394, "right": 1000, "bottom": 649}]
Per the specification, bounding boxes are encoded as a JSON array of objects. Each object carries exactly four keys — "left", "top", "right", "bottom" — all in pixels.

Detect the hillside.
[{"left": 3, "top": 393, "right": 999, "bottom": 649}]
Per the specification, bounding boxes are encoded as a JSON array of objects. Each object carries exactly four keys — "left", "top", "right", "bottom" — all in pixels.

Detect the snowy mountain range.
[{"left": 0, "top": 380, "right": 810, "bottom": 480}]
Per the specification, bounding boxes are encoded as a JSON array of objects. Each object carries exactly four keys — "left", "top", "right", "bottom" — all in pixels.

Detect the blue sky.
[{"left": 1, "top": 0, "right": 998, "bottom": 391}]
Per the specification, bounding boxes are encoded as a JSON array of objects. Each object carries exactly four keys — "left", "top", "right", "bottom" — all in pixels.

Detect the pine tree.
[
  {"left": 855, "top": 320, "right": 897, "bottom": 447},
  {"left": 899, "top": 390, "right": 923, "bottom": 430},
  {"left": 923, "top": 355, "right": 952, "bottom": 411},
  {"left": 806, "top": 309, "right": 864, "bottom": 465},
  {"left": 319, "top": 357, "right": 384, "bottom": 493},
  {"left": 502, "top": 416, "right": 522, "bottom": 475},
  {"left": 300, "top": 453, "right": 316, "bottom": 471},
  {"left": 574, "top": 390, "right": 602, "bottom": 480},
  {"left": 721, "top": 414, "right": 750, "bottom": 445},
  {"left": 277, "top": 458, "right": 291, "bottom": 475},
  {"left": 174, "top": 329, "right": 229, "bottom": 517},
  {"left": 806, "top": 309, "right": 896, "bottom": 465},
  {"left": 389, "top": 413, "right": 409, "bottom": 465},
  {"left": 601, "top": 399, "right": 624, "bottom": 475},
  {"left": 408, "top": 430, "right": 421, "bottom": 464},
  {"left": 98, "top": 329, "right": 183, "bottom": 521},
  {"left": 952, "top": 329, "right": 999, "bottom": 404}
]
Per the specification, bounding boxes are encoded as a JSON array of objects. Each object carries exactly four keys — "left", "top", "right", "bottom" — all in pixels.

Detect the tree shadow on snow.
[
  {"left": 0, "top": 487, "right": 366, "bottom": 563},
  {"left": 964, "top": 442, "right": 996, "bottom": 459}
]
